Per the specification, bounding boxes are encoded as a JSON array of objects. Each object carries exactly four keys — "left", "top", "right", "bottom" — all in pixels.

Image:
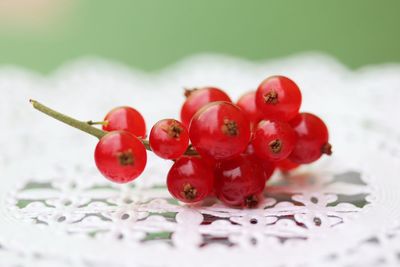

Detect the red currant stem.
[
  {"left": 30, "top": 99, "right": 107, "bottom": 139},
  {"left": 87, "top": 120, "right": 109, "bottom": 126},
  {"left": 30, "top": 100, "right": 199, "bottom": 156}
]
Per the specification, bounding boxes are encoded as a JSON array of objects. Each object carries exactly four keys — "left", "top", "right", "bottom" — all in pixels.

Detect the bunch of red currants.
[{"left": 32, "top": 75, "right": 332, "bottom": 208}]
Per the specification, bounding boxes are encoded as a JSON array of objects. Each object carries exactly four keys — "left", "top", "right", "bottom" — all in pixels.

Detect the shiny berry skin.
[
  {"left": 236, "top": 91, "right": 263, "bottom": 130},
  {"left": 276, "top": 158, "right": 300, "bottom": 172},
  {"left": 103, "top": 107, "right": 146, "bottom": 138},
  {"left": 215, "top": 155, "right": 265, "bottom": 208},
  {"left": 95, "top": 131, "right": 147, "bottom": 183},
  {"left": 253, "top": 120, "right": 297, "bottom": 162},
  {"left": 288, "top": 112, "right": 332, "bottom": 164},
  {"left": 189, "top": 101, "right": 251, "bottom": 160},
  {"left": 261, "top": 160, "right": 276, "bottom": 182},
  {"left": 149, "top": 119, "right": 189, "bottom": 159},
  {"left": 167, "top": 157, "right": 214, "bottom": 203},
  {"left": 180, "top": 87, "right": 231, "bottom": 127},
  {"left": 245, "top": 143, "right": 275, "bottom": 182},
  {"left": 255, "top": 75, "right": 302, "bottom": 121}
]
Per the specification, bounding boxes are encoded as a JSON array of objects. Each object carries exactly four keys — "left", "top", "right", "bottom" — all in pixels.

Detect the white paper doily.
[{"left": 1, "top": 53, "right": 400, "bottom": 267}]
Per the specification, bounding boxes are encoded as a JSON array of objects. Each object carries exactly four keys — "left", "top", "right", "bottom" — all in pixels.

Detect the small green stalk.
[
  {"left": 30, "top": 100, "right": 107, "bottom": 139},
  {"left": 87, "top": 120, "right": 109, "bottom": 126},
  {"left": 30, "top": 100, "right": 198, "bottom": 156}
]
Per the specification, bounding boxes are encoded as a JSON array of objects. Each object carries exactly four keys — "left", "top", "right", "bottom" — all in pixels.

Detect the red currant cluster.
[{"left": 31, "top": 75, "right": 331, "bottom": 208}]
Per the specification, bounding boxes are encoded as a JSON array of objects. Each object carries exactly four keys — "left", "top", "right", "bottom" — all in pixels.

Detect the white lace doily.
[{"left": 1, "top": 53, "right": 400, "bottom": 267}]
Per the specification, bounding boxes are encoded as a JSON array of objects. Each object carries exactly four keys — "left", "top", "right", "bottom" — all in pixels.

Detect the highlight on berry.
[{"left": 30, "top": 75, "right": 332, "bottom": 208}]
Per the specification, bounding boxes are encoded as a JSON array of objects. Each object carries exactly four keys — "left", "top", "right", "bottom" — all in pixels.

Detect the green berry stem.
[
  {"left": 30, "top": 99, "right": 107, "bottom": 139},
  {"left": 86, "top": 120, "right": 109, "bottom": 126},
  {"left": 30, "top": 99, "right": 199, "bottom": 156}
]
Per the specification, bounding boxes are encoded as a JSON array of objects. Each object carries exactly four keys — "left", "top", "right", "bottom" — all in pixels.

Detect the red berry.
[
  {"left": 276, "top": 158, "right": 299, "bottom": 172},
  {"left": 180, "top": 87, "right": 231, "bottom": 127},
  {"left": 189, "top": 101, "right": 251, "bottom": 160},
  {"left": 245, "top": 143, "right": 275, "bottom": 182},
  {"left": 167, "top": 157, "right": 214, "bottom": 203},
  {"left": 95, "top": 131, "right": 147, "bottom": 183},
  {"left": 253, "top": 120, "right": 297, "bottom": 162},
  {"left": 215, "top": 155, "right": 265, "bottom": 208},
  {"left": 149, "top": 119, "right": 189, "bottom": 159},
  {"left": 255, "top": 76, "right": 302, "bottom": 121},
  {"left": 236, "top": 91, "right": 263, "bottom": 130},
  {"left": 262, "top": 160, "right": 276, "bottom": 182},
  {"left": 288, "top": 113, "right": 332, "bottom": 164},
  {"left": 103, "top": 107, "right": 146, "bottom": 138}
]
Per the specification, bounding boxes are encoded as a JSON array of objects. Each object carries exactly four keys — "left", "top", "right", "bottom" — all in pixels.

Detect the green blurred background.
[{"left": 0, "top": 0, "right": 399, "bottom": 73}]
